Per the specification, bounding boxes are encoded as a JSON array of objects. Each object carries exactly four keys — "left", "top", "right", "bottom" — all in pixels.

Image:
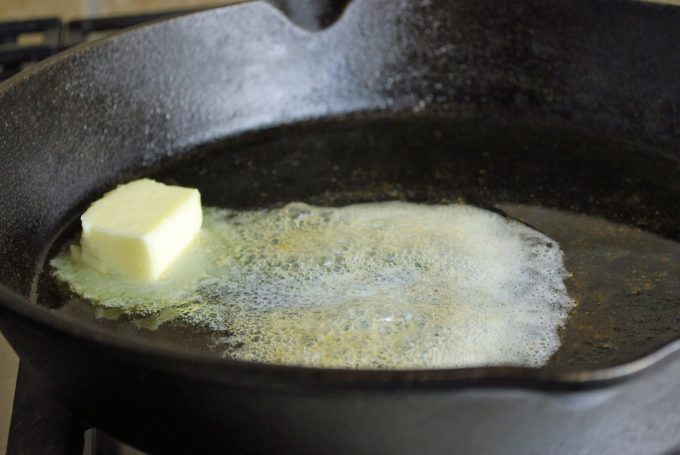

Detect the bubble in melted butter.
[{"left": 51, "top": 201, "right": 574, "bottom": 369}]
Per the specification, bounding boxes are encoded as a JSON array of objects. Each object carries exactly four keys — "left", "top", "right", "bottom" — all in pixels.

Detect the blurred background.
[
  {"left": 2, "top": 0, "right": 678, "bottom": 20},
  {"left": 0, "top": 1, "right": 229, "bottom": 21}
]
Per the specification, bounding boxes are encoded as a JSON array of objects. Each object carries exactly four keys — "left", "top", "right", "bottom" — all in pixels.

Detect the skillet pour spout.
[
  {"left": 268, "top": 0, "right": 352, "bottom": 30},
  {"left": 1, "top": 0, "right": 680, "bottom": 453}
]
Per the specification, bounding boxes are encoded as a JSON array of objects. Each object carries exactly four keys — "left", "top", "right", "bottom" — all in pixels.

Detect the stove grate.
[{"left": 0, "top": 9, "right": 199, "bottom": 81}]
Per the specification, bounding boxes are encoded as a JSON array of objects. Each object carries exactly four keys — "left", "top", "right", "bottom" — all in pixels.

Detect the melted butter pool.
[{"left": 50, "top": 201, "right": 575, "bottom": 369}]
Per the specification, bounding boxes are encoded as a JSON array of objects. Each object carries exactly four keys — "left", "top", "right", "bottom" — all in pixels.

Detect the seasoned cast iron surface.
[{"left": 39, "top": 117, "right": 680, "bottom": 369}]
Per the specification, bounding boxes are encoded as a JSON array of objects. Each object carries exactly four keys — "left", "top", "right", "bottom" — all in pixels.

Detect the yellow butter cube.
[{"left": 79, "top": 179, "right": 202, "bottom": 280}]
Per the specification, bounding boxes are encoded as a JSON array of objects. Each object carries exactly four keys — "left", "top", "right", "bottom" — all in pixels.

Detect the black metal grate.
[
  {"left": 0, "top": 18, "right": 62, "bottom": 80},
  {"left": 0, "top": 9, "right": 199, "bottom": 81}
]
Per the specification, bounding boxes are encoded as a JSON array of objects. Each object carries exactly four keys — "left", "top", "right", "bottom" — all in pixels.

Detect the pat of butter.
[{"left": 78, "top": 179, "right": 202, "bottom": 280}]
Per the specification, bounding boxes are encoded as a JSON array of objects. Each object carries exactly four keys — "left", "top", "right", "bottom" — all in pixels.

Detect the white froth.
[{"left": 51, "top": 201, "right": 574, "bottom": 369}]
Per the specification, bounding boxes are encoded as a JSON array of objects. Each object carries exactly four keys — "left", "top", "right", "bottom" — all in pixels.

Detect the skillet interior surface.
[{"left": 38, "top": 114, "right": 680, "bottom": 370}]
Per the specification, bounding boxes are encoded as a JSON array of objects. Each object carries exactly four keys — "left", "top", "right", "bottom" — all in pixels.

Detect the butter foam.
[{"left": 51, "top": 201, "right": 574, "bottom": 369}]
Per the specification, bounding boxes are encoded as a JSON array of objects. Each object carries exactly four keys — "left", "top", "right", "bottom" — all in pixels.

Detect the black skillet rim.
[
  {"left": 4, "top": 280, "right": 680, "bottom": 392},
  {"left": 2, "top": 0, "right": 680, "bottom": 393}
]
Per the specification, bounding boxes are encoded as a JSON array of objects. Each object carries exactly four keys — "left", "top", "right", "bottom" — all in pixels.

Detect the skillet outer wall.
[
  {"left": 3, "top": 291, "right": 680, "bottom": 454},
  {"left": 1, "top": 0, "right": 680, "bottom": 453}
]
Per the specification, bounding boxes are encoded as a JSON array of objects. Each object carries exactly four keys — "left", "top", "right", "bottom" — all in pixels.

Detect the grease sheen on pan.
[{"left": 51, "top": 201, "right": 575, "bottom": 369}]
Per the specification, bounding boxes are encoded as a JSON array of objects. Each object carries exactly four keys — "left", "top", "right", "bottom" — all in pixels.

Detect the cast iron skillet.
[{"left": 1, "top": 0, "right": 680, "bottom": 453}]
